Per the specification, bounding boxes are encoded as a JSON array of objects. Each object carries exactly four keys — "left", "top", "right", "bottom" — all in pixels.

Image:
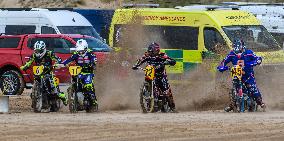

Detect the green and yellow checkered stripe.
[{"left": 161, "top": 49, "right": 202, "bottom": 74}]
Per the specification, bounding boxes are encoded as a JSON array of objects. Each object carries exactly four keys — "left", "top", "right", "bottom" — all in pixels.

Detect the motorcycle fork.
[
  {"left": 237, "top": 80, "right": 245, "bottom": 112},
  {"left": 152, "top": 81, "right": 159, "bottom": 108},
  {"left": 42, "top": 76, "right": 52, "bottom": 108},
  {"left": 74, "top": 77, "right": 79, "bottom": 105}
]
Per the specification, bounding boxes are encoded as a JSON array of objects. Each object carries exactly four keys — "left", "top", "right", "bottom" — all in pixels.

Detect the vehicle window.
[
  {"left": 204, "top": 27, "right": 228, "bottom": 54},
  {"left": 0, "top": 38, "right": 21, "bottom": 48},
  {"left": 271, "top": 33, "right": 284, "bottom": 48},
  {"left": 114, "top": 24, "right": 198, "bottom": 50},
  {"left": 5, "top": 25, "right": 36, "bottom": 35},
  {"left": 223, "top": 25, "right": 281, "bottom": 52},
  {"left": 28, "top": 37, "right": 74, "bottom": 53},
  {"left": 57, "top": 26, "right": 101, "bottom": 39},
  {"left": 73, "top": 37, "right": 111, "bottom": 52},
  {"left": 41, "top": 26, "right": 56, "bottom": 34}
]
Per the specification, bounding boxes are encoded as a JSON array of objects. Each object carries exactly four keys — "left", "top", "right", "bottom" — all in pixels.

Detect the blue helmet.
[{"left": 232, "top": 39, "right": 245, "bottom": 54}]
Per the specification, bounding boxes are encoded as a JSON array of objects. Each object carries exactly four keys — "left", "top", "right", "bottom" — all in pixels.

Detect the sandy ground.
[
  {"left": 1, "top": 67, "right": 283, "bottom": 141},
  {"left": 0, "top": 110, "right": 283, "bottom": 141}
]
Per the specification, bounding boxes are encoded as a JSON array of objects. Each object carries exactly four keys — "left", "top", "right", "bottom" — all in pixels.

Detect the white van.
[
  {"left": 221, "top": 2, "right": 284, "bottom": 47},
  {"left": 178, "top": 3, "right": 284, "bottom": 47},
  {"left": 0, "top": 8, "right": 101, "bottom": 39}
]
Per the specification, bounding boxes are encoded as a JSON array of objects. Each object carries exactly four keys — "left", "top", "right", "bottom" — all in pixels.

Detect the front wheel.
[
  {"left": 33, "top": 81, "right": 42, "bottom": 113},
  {"left": 1, "top": 70, "right": 24, "bottom": 95},
  {"left": 140, "top": 82, "right": 154, "bottom": 113}
]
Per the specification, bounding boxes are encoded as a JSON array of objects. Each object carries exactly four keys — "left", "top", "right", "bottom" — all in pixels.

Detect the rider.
[
  {"left": 132, "top": 42, "right": 177, "bottom": 112},
  {"left": 20, "top": 41, "right": 68, "bottom": 106},
  {"left": 61, "top": 39, "right": 97, "bottom": 106},
  {"left": 217, "top": 39, "right": 265, "bottom": 112}
]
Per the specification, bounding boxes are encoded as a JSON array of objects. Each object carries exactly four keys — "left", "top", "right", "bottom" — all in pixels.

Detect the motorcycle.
[
  {"left": 138, "top": 65, "right": 171, "bottom": 113},
  {"left": 67, "top": 66, "right": 98, "bottom": 113},
  {"left": 31, "top": 65, "right": 61, "bottom": 112},
  {"left": 220, "top": 63, "right": 257, "bottom": 112}
]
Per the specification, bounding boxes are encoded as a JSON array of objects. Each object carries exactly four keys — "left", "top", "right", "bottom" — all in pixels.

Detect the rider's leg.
[
  {"left": 50, "top": 74, "right": 67, "bottom": 106},
  {"left": 161, "top": 75, "right": 176, "bottom": 111},
  {"left": 80, "top": 73, "right": 97, "bottom": 105},
  {"left": 245, "top": 76, "right": 265, "bottom": 109}
]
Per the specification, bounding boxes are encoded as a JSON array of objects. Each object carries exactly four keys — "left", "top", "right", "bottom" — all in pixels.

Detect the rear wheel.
[
  {"left": 68, "top": 86, "right": 78, "bottom": 113},
  {"left": 85, "top": 101, "right": 95, "bottom": 113},
  {"left": 50, "top": 97, "right": 61, "bottom": 112},
  {"left": 160, "top": 96, "right": 170, "bottom": 113},
  {"left": 1, "top": 70, "right": 24, "bottom": 95},
  {"left": 140, "top": 82, "right": 154, "bottom": 113}
]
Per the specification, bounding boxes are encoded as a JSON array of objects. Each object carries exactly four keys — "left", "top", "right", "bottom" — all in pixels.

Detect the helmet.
[
  {"left": 75, "top": 39, "right": 88, "bottom": 56},
  {"left": 34, "top": 41, "right": 46, "bottom": 58},
  {"left": 232, "top": 39, "right": 245, "bottom": 54},
  {"left": 147, "top": 42, "right": 160, "bottom": 56}
]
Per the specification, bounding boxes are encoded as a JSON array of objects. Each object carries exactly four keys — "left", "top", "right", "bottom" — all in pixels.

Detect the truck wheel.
[{"left": 1, "top": 70, "right": 24, "bottom": 95}]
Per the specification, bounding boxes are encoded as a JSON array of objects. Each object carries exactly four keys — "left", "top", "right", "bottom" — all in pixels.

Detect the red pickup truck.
[{"left": 0, "top": 34, "right": 111, "bottom": 95}]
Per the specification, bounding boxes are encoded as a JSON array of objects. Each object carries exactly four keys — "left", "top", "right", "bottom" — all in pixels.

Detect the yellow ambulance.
[{"left": 109, "top": 6, "right": 284, "bottom": 73}]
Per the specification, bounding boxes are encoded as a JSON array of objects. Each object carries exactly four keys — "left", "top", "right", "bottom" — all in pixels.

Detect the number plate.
[
  {"left": 145, "top": 65, "right": 155, "bottom": 80},
  {"left": 69, "top": 66, "right": 82, "bottom": 76},
  {"left": 33, "top": 66, "right": 44, "bottom": 76},
  {"left": 54, "top": 77, "right": 60, "bottom": 86},
  {"left": 230, "top": 65, "right": 243, "bottom": 79}
]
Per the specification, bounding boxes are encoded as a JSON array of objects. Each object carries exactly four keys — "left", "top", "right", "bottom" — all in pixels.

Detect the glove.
[
  {"left": 54, "top": 64, "right": 65, "bottom": 69},
  {"left": 169, "top": 60, "right": 176, "bottom": 66},
  {"left": 164, "top": 60, "right": 169, "bottom": 65},
  {"left": 256, "top": 57, "right": 262, "bottom": 65},
  {"left": 20, "top": 66, "right": 26, "bottom": 71},
  {"left": 132, "top": 65, "right": 138, "bottom": 70},
  {"left": 217, "top": 66, "right": 228, "bottom": 72}
]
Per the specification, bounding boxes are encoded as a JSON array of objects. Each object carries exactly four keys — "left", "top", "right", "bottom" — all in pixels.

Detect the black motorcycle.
[
  {"left": 67, "top": 66, "right": 98, "bottom": 113},
  {"left": 31, "top": 65, "right": 61, "bottom": 112}
]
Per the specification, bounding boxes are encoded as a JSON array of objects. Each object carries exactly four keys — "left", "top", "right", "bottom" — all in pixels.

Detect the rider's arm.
[
  {"left": 88, "top": 53, "right": 97, "bottom": 70},
  {"left": 90, "top": 53, "right": 97, "bottom": 66},
  {"left": 217, "top": 51, "right": 233, "bottom": 72},
  {"left": 163, "top": 53, "right": 176, "bottom": 66},
  {"left": 50, "top": 51, "right": 62, "bottom": 64},
  {"left": 220, "top": 51, "right": 234, "bottom": 66},
  {"left": 133, "top": 54, "right": 148, "bottom": 67},
  {"left": 246, "top": 50, "right": 262, "bottom": 66},
  {"left": 20, "top": 54, "right": 35, "bottom": 70},
  {"left": 62, "top": 53, "right": 78, "bottom": 66}
]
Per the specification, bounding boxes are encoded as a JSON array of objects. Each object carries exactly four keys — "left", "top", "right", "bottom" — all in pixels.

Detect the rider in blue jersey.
[
  {"left": 62, "top": 39, "right": 97, "bottom": 106},
  {"left": 217, "top": 39, "right": 266, "bottom": 112}
]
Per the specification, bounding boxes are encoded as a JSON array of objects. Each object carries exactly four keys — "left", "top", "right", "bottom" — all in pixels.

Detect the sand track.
[{"left": 0, "top": 111, "right": 284, "bottom": 141}]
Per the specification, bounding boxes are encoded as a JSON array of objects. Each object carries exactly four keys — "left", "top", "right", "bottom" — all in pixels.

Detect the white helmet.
[
  {"left": 34, "top": 41, "right": 46, "bottom": 58},
  {"left": 76, "top": 39, "right": 88, "bottom": 51},
  {"left": 76, "top": 39, "right": 88, "bottom": 56}
]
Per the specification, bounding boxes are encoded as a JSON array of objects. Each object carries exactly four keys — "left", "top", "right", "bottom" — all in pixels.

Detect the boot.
[
  {"left": 168, "top": 93, "right": 177, "bottom": 113},
  {"left": 92, "top": 98, "right": 98, "bottom": 106},
  {"left": 58, "top": 92, "right": 68, "bottom": 106},
  {"left": 261, "top": 103, "right": 266, "bottom": 112},
  {"left": 224, "top": 106, "right": 233, "bottom": 112},
  {"left": 91, "top": 94, "right": 98, "bottom": 106},
  {"left": 170, "top": 105, "right": 178, "bottom": 113}
]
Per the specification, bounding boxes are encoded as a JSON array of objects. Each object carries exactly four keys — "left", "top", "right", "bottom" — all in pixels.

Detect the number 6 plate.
[{"left": 33, "top": 66, "right": 44, "bottom": 76}]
